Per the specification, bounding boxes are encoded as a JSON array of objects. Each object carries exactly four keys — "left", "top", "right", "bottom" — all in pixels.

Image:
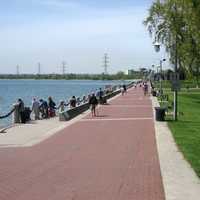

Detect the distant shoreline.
[{"left": 0, "top": 73, "right": 142, "bottom": 80}]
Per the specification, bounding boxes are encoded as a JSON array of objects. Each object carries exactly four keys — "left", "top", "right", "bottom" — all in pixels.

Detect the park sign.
[{"left": 170, "top": 72, "right": 181, "bottom": 91}]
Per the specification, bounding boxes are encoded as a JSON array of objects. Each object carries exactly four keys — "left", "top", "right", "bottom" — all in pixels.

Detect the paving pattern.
[{"left": 0, "top": 87, "right": 165, "bottom": 200}]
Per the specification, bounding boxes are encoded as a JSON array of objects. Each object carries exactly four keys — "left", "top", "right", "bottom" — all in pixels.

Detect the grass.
[
  {"left": 154, "top": 80, "right": 199, "bottom": 89},
  {"left": 158, "top": 89, "right": 200, "bottom": 177}
]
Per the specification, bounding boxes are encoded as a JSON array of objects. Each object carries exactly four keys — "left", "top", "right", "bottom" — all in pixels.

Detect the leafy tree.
[{"left": 144, "top": 0, "right": 200, "bottom": 87}]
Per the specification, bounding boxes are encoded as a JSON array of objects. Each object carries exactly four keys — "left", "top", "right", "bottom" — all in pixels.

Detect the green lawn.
[
  {"left": 154, "top": 80, "right": 199, "bottom": 89},
  {"left": 160, "top": 91, "right": 200, "bottom": 177}
]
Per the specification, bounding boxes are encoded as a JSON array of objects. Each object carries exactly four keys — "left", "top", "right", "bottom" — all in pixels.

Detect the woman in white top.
[{"left": 32, "top": 98, "right": 40, "bottom": 120}]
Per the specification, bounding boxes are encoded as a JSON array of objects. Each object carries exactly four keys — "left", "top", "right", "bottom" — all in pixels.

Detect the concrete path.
[
  {"left": 0, "top": 113, "right": 91, "bottom": 148},
  {"left": 152, "top": 97, "right": 200, "bottom": 200},
  {"left": 0, "top": 87, "right": 165, "bottom": 200}
]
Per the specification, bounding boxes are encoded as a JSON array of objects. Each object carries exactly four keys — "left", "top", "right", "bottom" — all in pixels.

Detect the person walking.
[
  {"left": 143, "top": 82, "right": 148, "bottom": 96},
  {"left": 121, "top": 85, "right": 125, "bottom": 96},
  {"left": 123, "top": 84, "right": 127, "bottom": 94},
  {"left": 89, "top": 93, "right": 98, "bottom": 117},
  {"left": 32, "top": 98, "right": 40, "bottom": 120}
]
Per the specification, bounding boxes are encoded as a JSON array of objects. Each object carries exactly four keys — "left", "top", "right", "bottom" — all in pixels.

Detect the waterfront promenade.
[{"left": 0, "top": 87, "right": 165, "bottom": 200}]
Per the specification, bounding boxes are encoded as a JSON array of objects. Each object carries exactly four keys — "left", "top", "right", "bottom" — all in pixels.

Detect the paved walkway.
[
  {"left": 0, "top": 87, "right": 165, "bottom": 200},
  {"left": 152, "top": 97, "right": 200, "bottom": 200}
]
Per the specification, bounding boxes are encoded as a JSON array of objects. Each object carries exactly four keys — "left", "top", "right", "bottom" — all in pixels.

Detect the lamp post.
[
  {"left": 159, "top": 58, "right": 166, "bottom": 95},
  {"left": 154, "top": 40, "right": 178, "bottom": 121},
  {"left": 151, "top": 65, "right": 155, "bottom": 81},
  {"left": 154, "top": 42, "right": 166, "bottom": 95}
]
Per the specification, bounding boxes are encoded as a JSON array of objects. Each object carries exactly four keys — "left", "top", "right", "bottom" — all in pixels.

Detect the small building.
[{"left": 125, "top": 69, "right": 135, "bottom": 75}]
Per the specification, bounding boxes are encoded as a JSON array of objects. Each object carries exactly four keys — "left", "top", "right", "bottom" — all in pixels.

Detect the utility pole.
[
  {"left": 103, "top": 53, "right": 109, "bottom": 74},
  {"left": 16, "top": 65, "right": 20, "bottom": 75},
  {"left": 38, "top": 62, "right": 41, "bottom": 75},
  {"left": 62, "top": 61, "right": 67, "bottom": 75}
]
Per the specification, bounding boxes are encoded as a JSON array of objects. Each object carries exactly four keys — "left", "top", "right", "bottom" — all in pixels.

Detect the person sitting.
[
  {"left": 82, "top": 95, "right": 87, "bottom": 103},
  {"left": 76, "top": 97, "right": 81, "bottom": 106},
  {"left": 69, "top": 96, "right": 76, "bottom": 108},
  {"left": 58, "top": 100, "right": 66, "bottom": 112}
]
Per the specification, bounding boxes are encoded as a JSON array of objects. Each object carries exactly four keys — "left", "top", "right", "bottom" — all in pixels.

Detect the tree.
[{"left": 144, "top": 0, "right": 200, "bottom": 87}]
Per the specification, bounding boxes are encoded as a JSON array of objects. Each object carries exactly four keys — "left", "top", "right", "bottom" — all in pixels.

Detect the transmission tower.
[
  {"left": 16, "top": 65, "right": 20, "bottom": 75},
  {"left": 103, "top": 53, "right": 109, "bottom": 74},
  {"left": 37, "top": 62, "right": 41, "bottom": 75},
  {"left": 62, "top": 61, "right": 67, "bottom": 75}
]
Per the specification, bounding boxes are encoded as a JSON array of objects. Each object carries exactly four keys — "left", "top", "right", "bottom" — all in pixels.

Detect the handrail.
[{"left": 0, "top": 108, "right": 15, "bottom": 119}]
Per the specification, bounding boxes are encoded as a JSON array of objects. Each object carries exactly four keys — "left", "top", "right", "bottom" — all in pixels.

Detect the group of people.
[
  {"left": 14, "top": 96, "right": 61, "bottom": 123},
  {"left": 15, "top": 87, "right": 112, "bottom": 122},
  {"left": 30, "top": 96, "right": 56, "bottom": 120},
  {"left": 137, "top": 81, "right": 149, "bottom": 96}
]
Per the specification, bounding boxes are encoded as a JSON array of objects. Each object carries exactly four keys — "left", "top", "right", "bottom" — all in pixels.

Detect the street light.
[
  {"left": 159, "top": 58, "right": 166, "bottom": 95},
  {"left": 153, "top": 40, "right": 178, "bottom": 121},
  {"left": 154, "top": 42, "right": 161, "bottom": 52},
  {"left": 153, "top": 42, "right": 166, "bottom": 95},
  {"left": 151, "top": 65, "right": 155, "bottom": 81}
]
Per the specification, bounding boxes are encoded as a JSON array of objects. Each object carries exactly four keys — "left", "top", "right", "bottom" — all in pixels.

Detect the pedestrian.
[
  {"left": 48, "top": 96, "right": 56, "bottom": 117},
  {"left": 99, "top": 88, "right": 104, "bottom": 104},
  {"left": 123, "top": 84, "right": 127, "bottom": 94},
  {"left": 32, "top": 98, "right": 40, "bottom": 120},
  {"left": 143, "top": 83, "right": 148, "bottom": 96},
  {"left": 121, "top": 85, "right": 125, "bottom": 95},
  {"left": 39, "top": 99, "right": 48, "bottom": 118},
  {"left": 89, "top": 93, "right": 98, "bottom": 117},
  {"left": 17, "top": 98, "right": 25, "bottom": 123},
  {"left": 96, "top": 88, "right": 104, "bottom": 104}
]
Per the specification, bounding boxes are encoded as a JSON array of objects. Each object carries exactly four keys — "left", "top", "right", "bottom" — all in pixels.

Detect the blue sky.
[{"left": 0, "top": 0, "right": 168, "bottom": 74}]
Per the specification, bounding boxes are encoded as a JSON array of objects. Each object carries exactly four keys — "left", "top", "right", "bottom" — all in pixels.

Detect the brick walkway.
[{"left": 0, "top": 87, "right": 165, "bottom": 200}]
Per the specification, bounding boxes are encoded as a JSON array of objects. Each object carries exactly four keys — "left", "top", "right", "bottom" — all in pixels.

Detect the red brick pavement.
[{"left": 0, "top": 87, "right": 165, "bottom": 200}]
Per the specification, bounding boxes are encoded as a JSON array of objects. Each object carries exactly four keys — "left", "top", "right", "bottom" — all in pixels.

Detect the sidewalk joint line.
[{"left": 80, "top": 117, "right": 153, "bottom": 122}]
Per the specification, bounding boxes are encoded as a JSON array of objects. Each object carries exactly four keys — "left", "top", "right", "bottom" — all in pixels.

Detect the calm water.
[{"left": 0, "top": 79, "right": 130, "bottom": 127}]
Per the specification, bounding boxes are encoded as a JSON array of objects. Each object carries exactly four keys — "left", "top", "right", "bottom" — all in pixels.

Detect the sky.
[{"left": 0, "top": 0, "right": 168, "bottom": 74}]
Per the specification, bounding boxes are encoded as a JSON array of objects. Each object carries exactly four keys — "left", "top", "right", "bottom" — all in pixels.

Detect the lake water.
[{"left": 0, "top": 79, "right": 131, "bottom": 127}]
